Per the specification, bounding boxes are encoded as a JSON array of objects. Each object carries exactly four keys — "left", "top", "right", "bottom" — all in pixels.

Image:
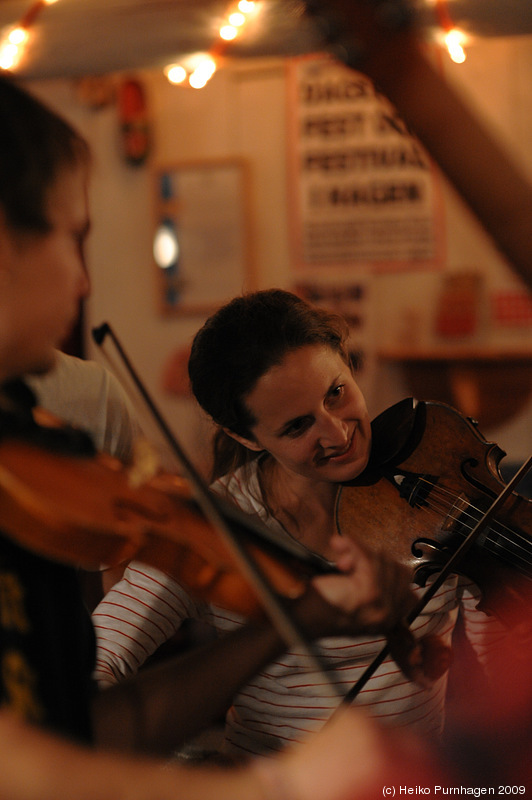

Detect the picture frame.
[{"left": 152, "top": 158, "right": 254, "bottom": 314}]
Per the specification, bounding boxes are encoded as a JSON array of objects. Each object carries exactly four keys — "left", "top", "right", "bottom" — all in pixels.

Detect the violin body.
[
  {"left": 0, "top": 436, "right": 324, "bottom": 620},
  {"left": 336, "top": 398, "right": 532, "bottom": 624}
]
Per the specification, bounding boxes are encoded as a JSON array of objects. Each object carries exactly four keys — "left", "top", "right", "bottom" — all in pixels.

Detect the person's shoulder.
[{"left": 28, "top": 351, "right": 106, "bottom": 394}]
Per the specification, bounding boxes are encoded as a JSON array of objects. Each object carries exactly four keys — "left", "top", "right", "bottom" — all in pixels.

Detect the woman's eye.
[
  {"left": 285, "top": 417, "right": 311, "bottom": 438},
  {"left": 329, "top": 384, "right": 345, "bottom": 400}
]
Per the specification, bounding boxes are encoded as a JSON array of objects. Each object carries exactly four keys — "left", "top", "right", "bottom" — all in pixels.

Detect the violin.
[
  {"left": 336, "top": 397, "right": 532, "bottom": 628},
  {"left": 0, "top": 423, "right": 333, "bottom": 621}
]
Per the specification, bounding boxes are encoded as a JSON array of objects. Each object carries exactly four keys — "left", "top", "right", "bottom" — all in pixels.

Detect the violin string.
[
  {"left": 420, "top": 487, "right": 532, "bottom": 571},
  {"left": 421, "top": 480, "right": 532, "bottom": 563},
  {"left": 412, "top": 478, "right": 532, "bottom": 573},
  {"left": 420, "top": 502, "right": 532, "bottom": 575}
]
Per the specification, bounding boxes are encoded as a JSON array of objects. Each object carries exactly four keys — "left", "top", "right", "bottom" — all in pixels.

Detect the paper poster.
[{"left": 287, "top": 56, "right": 445, "bottom": 272}]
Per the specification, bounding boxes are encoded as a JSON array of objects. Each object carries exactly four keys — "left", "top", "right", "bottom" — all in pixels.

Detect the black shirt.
[
  {"left": 0, "top": 532, "right": 96, "bottom": 743},
  {"left": 0, "top": 379, "right": 96, "bottom": 743}
]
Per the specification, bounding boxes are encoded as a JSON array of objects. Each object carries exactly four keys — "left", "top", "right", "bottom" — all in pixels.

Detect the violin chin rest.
[{"left": 367, "top": 397, "right": 422, "bottom": 471}]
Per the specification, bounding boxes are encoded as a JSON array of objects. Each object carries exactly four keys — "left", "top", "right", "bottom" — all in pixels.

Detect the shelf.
[
  {"left": 377, "top": 348, "right": 532, "bottom": 429},
  {"left": 378, "top": 347, "right": 532, "bottom": 362}
]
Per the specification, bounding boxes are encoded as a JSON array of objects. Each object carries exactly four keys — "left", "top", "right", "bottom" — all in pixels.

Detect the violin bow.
[
  {"left": 341, "top": 451, "right": 532, "bottom": 704},
  {"left": 92, "top": 322, "right": 343, "bottom": 701}
]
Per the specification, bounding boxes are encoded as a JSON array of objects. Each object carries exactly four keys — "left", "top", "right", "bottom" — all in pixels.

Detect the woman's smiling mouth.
[{"left": 316, "top": 428, "right": 357, "bottom": 466}]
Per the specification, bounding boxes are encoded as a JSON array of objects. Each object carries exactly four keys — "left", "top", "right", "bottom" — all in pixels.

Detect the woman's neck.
[{"left": 258, "top": 458, "right": 338, "bottom": 558}]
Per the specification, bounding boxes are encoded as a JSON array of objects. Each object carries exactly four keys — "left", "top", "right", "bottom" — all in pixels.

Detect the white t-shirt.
[{"left": 27, "top": 350, "right": 140, "bottom": 461}]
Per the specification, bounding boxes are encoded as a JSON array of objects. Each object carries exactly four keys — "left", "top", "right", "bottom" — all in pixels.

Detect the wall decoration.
[
  {"left": 286, "top": 55, "right": 445, "bottom": 273},
  {"left": 119, "top": 77, "right": 151, "bottom": 166},
  {"left": 153, "top": 158, "right": 254, "bottom": 314},
  {"left": 434, "top": 272, "right": 484, "bottom": 339}
]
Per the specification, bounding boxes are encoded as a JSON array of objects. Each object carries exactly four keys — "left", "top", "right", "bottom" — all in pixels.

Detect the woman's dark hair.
[
  {"left": 188, "top": 289, "right": 350, "bottom": 478},
  {"left": 0, "top": 75, "right": 90, "bottom": 234}
]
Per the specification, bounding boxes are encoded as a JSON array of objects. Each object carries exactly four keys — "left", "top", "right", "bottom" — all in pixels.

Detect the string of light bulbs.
[
  {"left": 0, "top": 0, "right": 258, "bottom": 85},
  {"left": 0, "top": 0, "right": 60, "bottom": 71},
  {"left": 164, "top": 0, "right": 259, "bottom": 89},
  {"left": 0, "top": 0, "right": 466, "bottom": 82}
]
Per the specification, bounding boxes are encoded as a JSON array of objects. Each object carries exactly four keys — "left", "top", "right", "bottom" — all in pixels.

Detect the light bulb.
[
  {"left": 445, "top": 29, "right": 466, "bottom": 63},
  {"left": 8, "top": 27, "right": 28, "bottom": 45},
  {"left": 220, "top": 24, "right": 238, "bottom": 41},
  {"left": 228, "top": 12, "right": 245, "bottom": 27},
  {"left": 165, "top": 64, "right": 187, "bottom": 85},
  {"left": 0, "top": 42, "right": 20, "bottom": 69}
]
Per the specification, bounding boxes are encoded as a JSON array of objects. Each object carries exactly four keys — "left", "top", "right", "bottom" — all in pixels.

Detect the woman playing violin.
[
  {"left": 94, "top": 289, "right": 504, "bottom": 759},
  {"left": 0, "top": 72, "right": 444, "bottom": 800}
]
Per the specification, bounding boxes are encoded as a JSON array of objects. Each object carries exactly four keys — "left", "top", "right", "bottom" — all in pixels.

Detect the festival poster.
[{"left": 286, "top": 55, "right": 445, "bottom": 273}]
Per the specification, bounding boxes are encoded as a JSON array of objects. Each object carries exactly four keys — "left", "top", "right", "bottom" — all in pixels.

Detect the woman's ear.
[{"left": 222, "top": 427, "right": 263, "bottom": 453}]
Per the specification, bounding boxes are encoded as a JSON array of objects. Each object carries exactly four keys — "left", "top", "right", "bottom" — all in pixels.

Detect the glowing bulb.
[
  {"left": 8, "top": 27, "right": 28, "bottom": 46},
  {"left": 189, "top": 71, "right": 208, "bottom": 89},
  {"left": 165, "top": 64, "right": 187, "bottom": 85},
  {"left": 445, "top": 29, "right": 466, "bottom": 63},
  {"left": 0, "top": 42, "right": 20, "bottom": 69},
  {"left": 238, "top": 0, "right": 256, "bottom": 12},
  {"left": 228, "top": 12, "right": 246, "bottom": 26},
  {"left": 220, "top": 24, "right": 238, "bottom": 41},
  {"left": 189, "top": 58, "right": 216, "bottom": 89},
  {"left": 44, "top": 0, "right": 61, "bottom": 5}
]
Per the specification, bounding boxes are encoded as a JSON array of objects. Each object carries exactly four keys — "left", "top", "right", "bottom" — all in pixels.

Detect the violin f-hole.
[{"left": 461, "top": 457, "right": 498, "bottom": 499}]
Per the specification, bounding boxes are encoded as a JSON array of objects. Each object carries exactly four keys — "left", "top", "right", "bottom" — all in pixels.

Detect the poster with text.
[{"left": 287, "top": 55, "right": 445, "bottom": 273}]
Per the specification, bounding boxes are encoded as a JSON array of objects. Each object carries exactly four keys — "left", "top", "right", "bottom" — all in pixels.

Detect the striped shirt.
[{"left": 92, "top": 462, "right": 504, "bottom": 757}]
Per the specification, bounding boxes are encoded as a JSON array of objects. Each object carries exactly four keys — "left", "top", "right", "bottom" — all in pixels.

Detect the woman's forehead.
[{"left": 247, "top": 345, "right": 346, "bottom": 420}]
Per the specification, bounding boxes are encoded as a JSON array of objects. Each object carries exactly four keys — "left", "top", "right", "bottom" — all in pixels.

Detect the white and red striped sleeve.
[{"left": 92, "top": 561, "right": 207, "bottom": 687}]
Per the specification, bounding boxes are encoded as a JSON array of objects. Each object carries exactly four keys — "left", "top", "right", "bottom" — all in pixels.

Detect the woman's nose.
[{"left": 317, "top": 412, "right": 347, "bottom": 449}]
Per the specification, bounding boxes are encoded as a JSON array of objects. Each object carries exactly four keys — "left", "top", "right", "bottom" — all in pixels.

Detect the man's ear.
[{"left": 222, "top": 427, "right": 263, "bottom": 453}]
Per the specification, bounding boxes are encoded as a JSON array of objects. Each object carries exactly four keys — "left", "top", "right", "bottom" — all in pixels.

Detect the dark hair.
[
  {"left": 0, "top": 75, "right": 90, "bottom": 234},
  {"left": 188, "top": 289, "right": 350, "bottom": 478}
]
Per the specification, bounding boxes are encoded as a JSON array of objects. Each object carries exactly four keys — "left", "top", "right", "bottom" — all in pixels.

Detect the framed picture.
[{"left": 152, "top": 158, "right": 254, "bottom": 314}]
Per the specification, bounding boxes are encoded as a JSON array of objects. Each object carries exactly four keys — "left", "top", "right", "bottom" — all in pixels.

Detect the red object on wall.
[
  {"left": 118, "top": 77, "right": 150, "bottom": 166},
  {"left": 435, "top": 273, "right": 482, "bottom": 338},
  {"left": 491, "top": 290, "right": 532, "bottom": 327}
]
